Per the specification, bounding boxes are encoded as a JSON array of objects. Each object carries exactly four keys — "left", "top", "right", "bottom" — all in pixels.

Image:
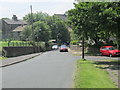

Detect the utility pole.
[
  {"left": 30, "top": 5, "right": 35, "bottom": 52},
  {"left": 30, "top": 5, "right": 33, "bottom": 32}
]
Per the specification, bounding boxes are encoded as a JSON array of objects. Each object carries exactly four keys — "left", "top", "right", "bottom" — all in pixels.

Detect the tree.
[
  {"left": 38, "top": 15, "right": 70, "bottom": 44},
  {"left": 23, "top": 12, "right": 70, "bottom": 44},
  {"left": 20, "top": 26, "right": 32, "bottom": 41},
  {"left": 67, "top": 2, "right": 120, "bottom": 47},
  {"left": 33, "top": 21, "right": 51, "bottom": 42},
  {"left": 23, "top": 12, "right": 50, "bottom": 24}
]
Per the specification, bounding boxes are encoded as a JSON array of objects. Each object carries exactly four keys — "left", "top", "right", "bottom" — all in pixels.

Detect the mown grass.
[
  {"left": 74, "top": 59, "right": 116, "bottom": 88},
  {"left": 0, "top": 57, "right": 7, "bottom": 60},
  {"left": 0, "top": 41, "right": 32, "bottom": 47}
]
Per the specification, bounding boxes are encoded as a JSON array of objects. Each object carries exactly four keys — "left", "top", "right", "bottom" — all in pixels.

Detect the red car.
[
  {"left": 100, "top": 46, "right": 120, "bottom": 57},
  {"left": 60, "top": 45, "right": 68, "bottom": 52}
]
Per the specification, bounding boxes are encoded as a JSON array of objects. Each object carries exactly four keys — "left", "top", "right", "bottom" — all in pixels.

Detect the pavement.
[{"left": 0, "top": 52, "right": 42, "bottom": 67}]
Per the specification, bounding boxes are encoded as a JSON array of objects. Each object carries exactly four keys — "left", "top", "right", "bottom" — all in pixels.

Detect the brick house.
[{"left": 2, "top": 15, "right": 27, "bottom": 40}]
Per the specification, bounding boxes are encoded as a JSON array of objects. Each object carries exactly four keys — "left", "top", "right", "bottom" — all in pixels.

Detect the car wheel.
[{"left": 109, "top": 54, "right": 112, "bottom": 57}]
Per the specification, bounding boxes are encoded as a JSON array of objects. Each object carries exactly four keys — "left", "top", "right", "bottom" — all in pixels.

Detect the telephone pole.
[
  {"left": 30, "top": 5, "right": 34, "bottom": 40},
  {"left": 30, "top": 5, "right": 33, "bottom": 30}
]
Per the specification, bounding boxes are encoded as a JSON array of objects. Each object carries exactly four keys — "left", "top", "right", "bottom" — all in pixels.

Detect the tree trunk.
[{"left": 82, "top": 35, "right": 84, "bottom": 59}]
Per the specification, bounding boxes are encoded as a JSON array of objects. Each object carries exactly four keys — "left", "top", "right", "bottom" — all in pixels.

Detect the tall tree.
[
  {"left": 23, "top": 12, "right": 70, "bottom": 44},
  {"left": 67, "top": 2, "right": 120, "bottom": 47},
  {"left": 23, "top": 12, "right": 50, "bottom": 24},
  {"left": 33, "top": 21, "right": 51, "bottom": 42}
]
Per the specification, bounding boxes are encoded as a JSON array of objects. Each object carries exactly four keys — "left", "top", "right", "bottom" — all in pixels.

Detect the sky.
[{"left": 0, "top": 0, "right": 75, "bottom": 19}]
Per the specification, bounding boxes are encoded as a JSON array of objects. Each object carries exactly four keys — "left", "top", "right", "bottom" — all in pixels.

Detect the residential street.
[
  {"left": 2, "top": 50, "right": 80, "bottom": 88},
  {"left": 2, "top": 50, "right": 119, "bottom": 88}
]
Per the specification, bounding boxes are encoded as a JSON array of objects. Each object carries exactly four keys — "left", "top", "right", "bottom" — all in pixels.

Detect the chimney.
[{"left": 12, "top": 15, "right": 18, "bottom": 21}]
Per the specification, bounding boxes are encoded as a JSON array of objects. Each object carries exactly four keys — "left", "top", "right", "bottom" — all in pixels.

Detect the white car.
[{"left": 52, "top": 45, "right": 58, "bottom": 50}]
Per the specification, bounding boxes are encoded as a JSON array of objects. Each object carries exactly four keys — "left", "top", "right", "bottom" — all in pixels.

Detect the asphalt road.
[
  {"left": 2, "top": 50, "right": 80, "bottom": 88},
  {"left": 2, "top": 50, "right": 119, "bottom": 88}
]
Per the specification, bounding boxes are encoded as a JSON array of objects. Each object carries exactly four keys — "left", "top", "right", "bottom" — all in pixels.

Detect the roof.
[
  {"left": 101, "top": 46, "right": 113, "bottom": 48},
  {"left": 13, "top": 25, "right": 27, "bottom": 32},
  {"left": 4, "top": 19, "right": 27, "bottom": 25},
  {"left": 54, "top": 14, "right": 67, "bottom": 20}
]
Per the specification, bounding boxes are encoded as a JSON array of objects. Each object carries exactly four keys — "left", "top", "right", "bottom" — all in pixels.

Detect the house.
[
  {"left": 54, "top": 14, "right": 67, "bottom": 21},
  {"left": 2, "top": 15, "right": 27, "bottom": 40}
]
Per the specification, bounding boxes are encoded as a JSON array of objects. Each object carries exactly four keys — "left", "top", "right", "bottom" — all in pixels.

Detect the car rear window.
[
  {"left": 109, "top": 47, "right": 117, "bottom": 50},
  {"left": 101, "top": 47, "right": 106, "bottom": 50},
  {"left": 61, "top": 45, "right": 67, "bottom": 48}
]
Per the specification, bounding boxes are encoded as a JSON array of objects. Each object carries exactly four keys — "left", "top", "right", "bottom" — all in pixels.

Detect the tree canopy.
[
  {"left": 22, "top": 12, "right": 70, "bottom": 44},
  {"left": 67, "top": 2, "right": 120, "bottom": 48}
]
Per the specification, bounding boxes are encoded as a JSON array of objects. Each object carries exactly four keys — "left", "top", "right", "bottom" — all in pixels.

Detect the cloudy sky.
[{"left": 0, "top": 0, "right": 75, "bottom": 19}]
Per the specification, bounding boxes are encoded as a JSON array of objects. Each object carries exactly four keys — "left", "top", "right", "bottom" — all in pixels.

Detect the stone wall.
[
  {"left": 2, "top": 46, "right": 52, "bottom": 57},
  {"left": 70, "top": 45, "right": 99, "bottom": 53},
  {"left": 2, "top": 46, "right": 39, "bottom": 57}
]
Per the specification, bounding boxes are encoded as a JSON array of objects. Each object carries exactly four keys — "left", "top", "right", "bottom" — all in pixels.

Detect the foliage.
[
  {"left": 33, "top": 21, "right": 51, "bottom": 42},
  {"left": 20, "top": 26, "right": 32, "bottom": 41},
  {"left": 70, "top": 30, "right": 80, "bottom": 41},
  {"left": 67, "top": 2, "right": 120, "bottom": 48},
  {"left": 22, "top": 12, "right": 70, "bottom": 44},
  {"left": 23, "top": 12, "right": 50, "bottom": 24}
]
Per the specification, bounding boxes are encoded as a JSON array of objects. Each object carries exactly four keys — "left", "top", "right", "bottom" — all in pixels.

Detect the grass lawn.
[
  {"left": 0, "top": 57, "right": 7, "bottom": 60},
  {"left": 0, "top": 41, "right": 32, "bottom": 57},
  {"left": 74, "top": 59, "right": 116, "bottom": 88},
  {"left": 0, "top": 41, "right": 32, "bottom": 47}
]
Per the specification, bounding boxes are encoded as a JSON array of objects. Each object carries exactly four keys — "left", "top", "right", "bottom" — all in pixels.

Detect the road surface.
[
  {"left": 2, "top": 50, "right": 80, "bottom": 88},
  {"left": 2, "top": 50, "right": 119, "bottom": 88}
]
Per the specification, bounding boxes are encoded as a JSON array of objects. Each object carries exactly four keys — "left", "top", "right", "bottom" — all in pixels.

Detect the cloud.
[
  {"left": 0, "top": 1, "right": 74, "bottom": 19},
  {"left": 1, "top": 0, "right": 75, "bottom": 3}
]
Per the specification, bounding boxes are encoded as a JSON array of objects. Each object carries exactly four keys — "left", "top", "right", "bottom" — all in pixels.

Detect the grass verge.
[{"left": 74, "top": 59, "right": 116, "bottom": 88}]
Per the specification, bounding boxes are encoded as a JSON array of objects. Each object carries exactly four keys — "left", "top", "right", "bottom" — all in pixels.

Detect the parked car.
[
  {"left": 59, "top": 45, "right": 68, "bottom": 52},
  {"left": 52, "top": 45, "right": 58, "bottom": 50},
  {"left": 100, "top": 46, "right": 120, "bottom": 57}
]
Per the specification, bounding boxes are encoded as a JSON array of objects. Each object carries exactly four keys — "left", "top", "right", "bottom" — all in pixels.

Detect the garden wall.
[{"left": 2, "top": 46, "right": 40, "bottom": 57}]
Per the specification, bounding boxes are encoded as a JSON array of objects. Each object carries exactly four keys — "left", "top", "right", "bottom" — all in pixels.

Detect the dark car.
[
  {"left": 59, "top": 45, "right": 68, "bottom": 52},
  {"left": 100, "top": 46, "right": 120, "bottom": 57}
]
